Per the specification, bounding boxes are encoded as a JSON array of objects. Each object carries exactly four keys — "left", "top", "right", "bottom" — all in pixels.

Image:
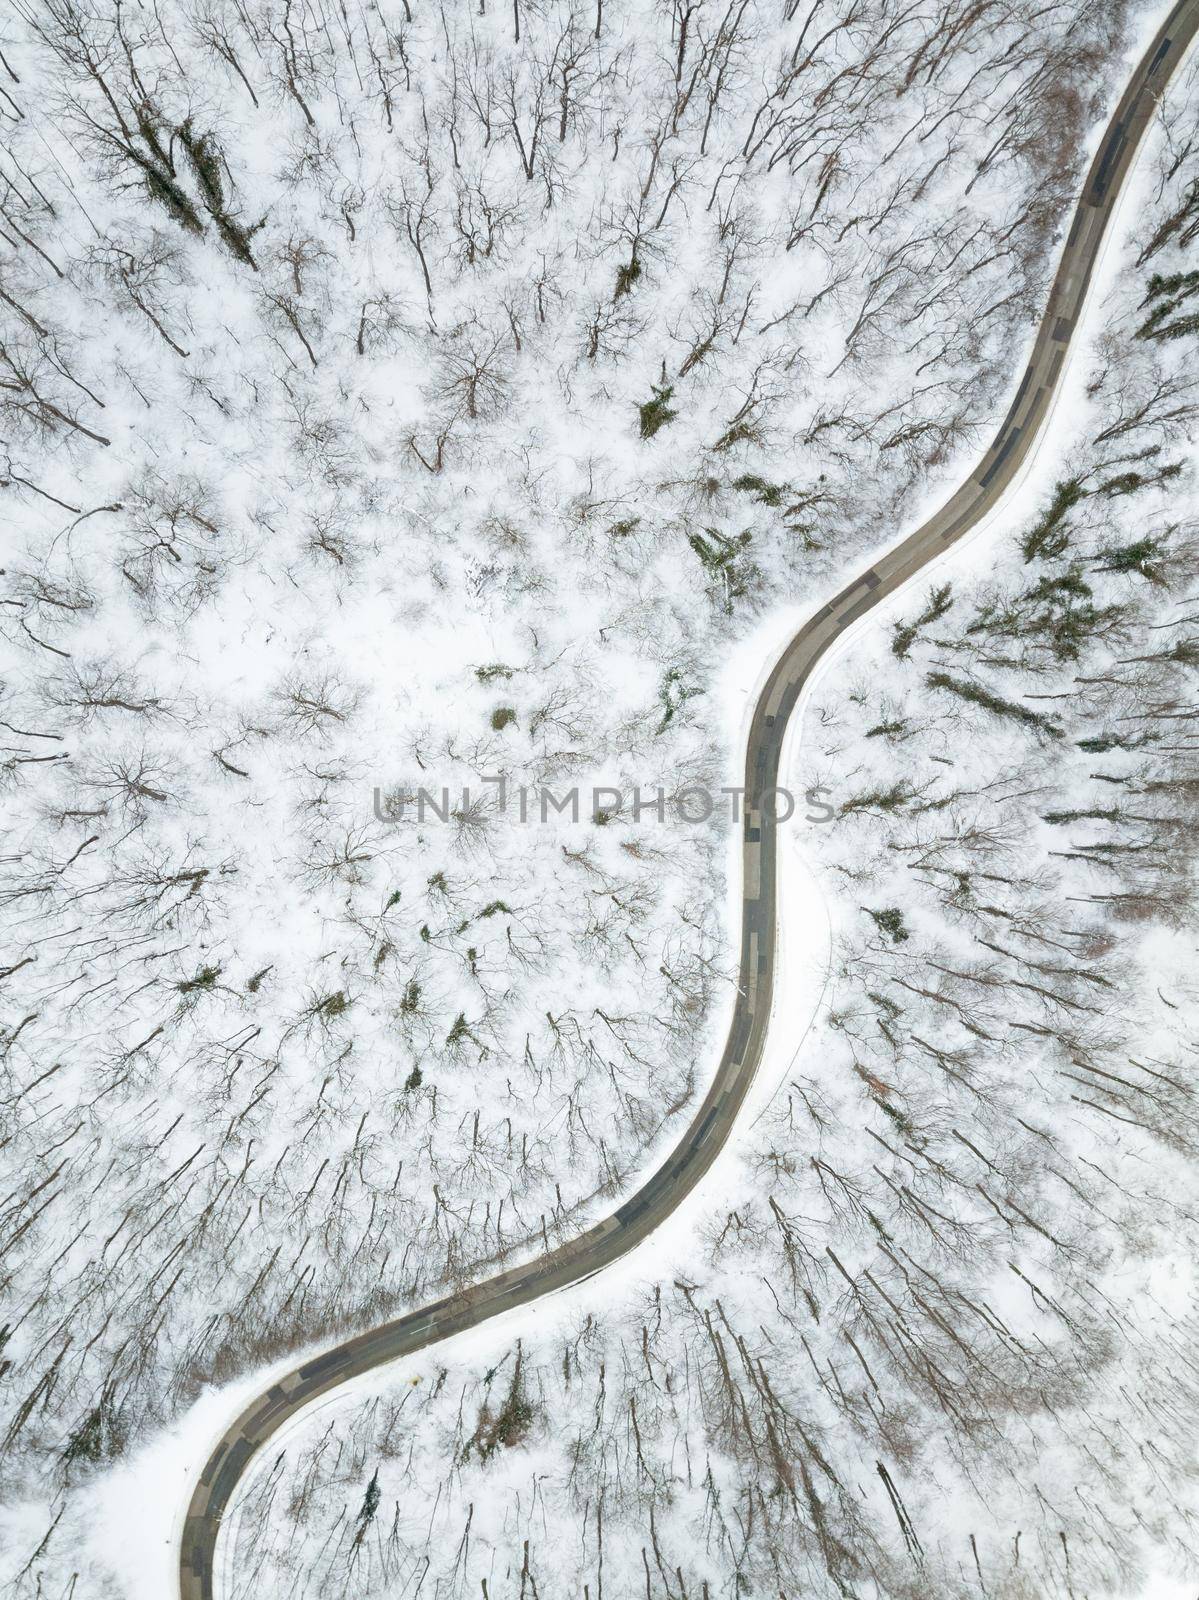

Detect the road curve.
[{"left": 180, "top": 8, "right": 1199, "bottom": 1593}]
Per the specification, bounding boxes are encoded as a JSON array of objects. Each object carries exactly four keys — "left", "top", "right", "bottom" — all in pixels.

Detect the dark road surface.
[{"left": 180, "top": 7, "right": 1199, "bottom": 1592}]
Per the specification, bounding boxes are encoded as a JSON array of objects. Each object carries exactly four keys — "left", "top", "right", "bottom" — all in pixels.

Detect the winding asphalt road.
[{"left": 180, "top": 7, "right": 1199, "bottom": 1592}]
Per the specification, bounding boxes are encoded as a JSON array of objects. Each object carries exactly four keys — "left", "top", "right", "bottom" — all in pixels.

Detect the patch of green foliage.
[
  {"left": 178, "top": 118, "right": 225, "bottom": 208},
  {"left": 1098, "top": 462, "right": 1182, "bottom": 498},
  {"left": 1093, "top": 535, "right": 1168, "bottom": 582},
  {"left": 1042, "top": 808, "right": 1123, "bottom": 824},
  {"left": 356, "top": 1470, "right": 381, "bottom": 1529},
  {"left": 1155, "top": 638, "right": 1199, "bottom": 665},
  {"left": 687, "top": 527, "right": 753, "bottom": 614},
  {"left": 638, "top": 384, "right": 677, "bottom": 439},
  {"left": 144, "top": 162, "right": 205, "bottom": 235},
  {"left": 925, "top": 671, "right": 1062, "bottom": 737},
  {"left": 176, "top": 964, "right": 221, "bottom": 994},
  {"left": 446, "top": 1012, "right": 473, "bottom": 1046},
  {"left": 1022, "top": 478, "right": 1085, "bottom": 562},
  {"left": 712, "top": 419, "right": 756, "bottom": 451},
  {"left": 892, "top": 582, "right": 953, "bottom": 658},
  {"left": 177, "top": 119, "right": 260, "bottom": 267},
  {"left": 471, "top": 1364, "right": 536, "bottom": 1461},
  {"left": 878, "top": 1099, "right": 916, "bottom": 1137},
  {"left": 1076, "top": 734, "right": 1132, "bottom": 753},
  {"left": 475, "top": 663, "right": 514, "bottom": 683},
  {"left": 63, "top": 1390, "right": 122, "bottom": 1466},
  {"left": 614, "top": 256, "right": 641, "bottom": 298},
  {"left": 657, "top": 665, "right": 702, "bottom": 733},
  {"left": 840, "top": 782, "right": 916, "bottom": 816},
  {"left": 865, "top": 907, "right": 909, "bottom": 943},
  {"left": 731, "top": 473, "right": 786, "bottom": 507},
  {"left": 967, "top": 567, "right": 1124, "bottom": 661},
  {"left": 1136, "top": 269, "right": 1199, "bottom": 341},
  {"left": 1138, "top": 184, "right": 1199, "bottom": 264},
  {"left": 490, "top": 706, "right": 517, "bottom": 731}
]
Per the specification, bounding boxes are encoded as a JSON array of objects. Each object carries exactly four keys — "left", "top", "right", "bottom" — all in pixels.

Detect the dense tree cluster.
[
  {"left": 201, "top": 37, "right": 1199, "bottom": 1600},
  {"left": 0, "top": 0, "right": 1184, "bottom": 1593}
]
